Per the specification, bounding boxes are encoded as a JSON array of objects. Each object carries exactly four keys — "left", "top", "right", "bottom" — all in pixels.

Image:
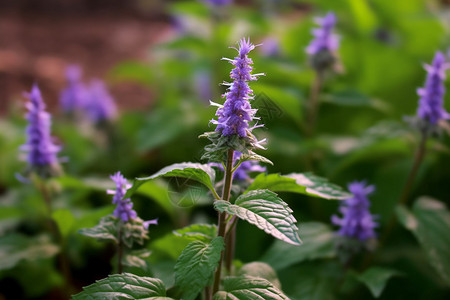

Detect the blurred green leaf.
[
  {"left": 150, "top": 234, "right": 191, "bottom": 261},
  {"left": 135, "top": 180, "right": 175, "bottom": 219},
  {"left": 396, "top": 197, "right": 450, "bottom": 286},
  {"left": 173, "top": 224, "right": 217, "bottom": 243},
  {"left": 355, "top": 267, "right": 401, "bottom": 298},
  {"left": 174, "top": 237, "right": 224, "bottom": 300},
  {"left": 261, "top": 222, "right": 336, "bottom": 271},
  {"left": 213, "top": 276, "right": 289, "bottom": 300},
  {"left": 72, "top": 273, "right": 172, "bottom": 300},
  {"left": 122, "top": 249, "right": 152, "bottom": 270},
  {"left": 0, "top": 234, "right": 59, "bottom": 271},
  {"left": 214, "top": 189, "right": 301, "bottom": 245},
  {"left": 238, "top": 262, "right": 281, "bottom": 290},
  {"left": 52, "top": 209, "right": 75, "bottom": 238},
  {"left": 109, "top": 61, "right": 154, "bottom": 86}
]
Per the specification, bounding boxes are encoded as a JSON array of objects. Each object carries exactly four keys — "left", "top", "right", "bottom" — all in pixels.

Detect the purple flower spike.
[
  {"left": 202, "top": 0, "right": 233, "bottom": 6},
  {"left": 332, "top": 181, "right": 378, "bottom": 241},
  {"left": 416, "top": 52, "right": 450, "bottom": 125},
  {"left": 21, "top": 84, "right": 61, "bottom": 168},
  {"left": 211, "top": 38, "right": 264, "bottom": 139},
  {"left": 84, "top": 79, "right": 117, "bottom": 123},
  {"left": 60, "top": 65, "right": 88, "bottom": 113},
  {"left": 107, "top": 172, "right": 137, "bottom": 222},
  {"left": 306, "top": 12, "right": 339, "bottom": 56}
]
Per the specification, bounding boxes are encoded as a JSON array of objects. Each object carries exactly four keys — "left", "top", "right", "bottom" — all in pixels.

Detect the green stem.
[
  {"left": 306, "top": 70, "right": 323, "bottom": 137},
  {"left": 117, "top": 223, "right": 124, "bottom": 274},
  {"left": 212, "top": 149, "right": 235, "bottom": 295}
]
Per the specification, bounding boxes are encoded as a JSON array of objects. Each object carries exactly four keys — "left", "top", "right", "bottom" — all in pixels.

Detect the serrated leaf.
[
  {"left": 72, "top": 273, "right": 172, "bottom": 299},
  {"left": 122, "top": 249, "right": 152, "bottom": 270},
  {"left": 396, "top": 197, "right": 450, "bottom": 286},
  {"left": 0, "top": 234, "right": 59, "bottom": 271},
  {"left": 213, "top": 276, "right": 289, "bottom": 300},
  {"left": 78, "top": 215, "right": 118, "bottom": 243},
  {"left": 173, "top": 224, "right": 217, "bottom": 243},
  {"left": 214, "top": 190, "right": 301, "bottom": 245},
  {"left": 285, "top": 173, "right": 351, "bottom": 200},
  {"left": 261, "top": 222, "right": 335, "bottom": 270},
  {"left": 174, "top": 237, "right": 224, "bottom": 300},
  {"left": 238, "top": 262, "right": 281, "bottom": 290},
  {"left": 238, "top": 151, "right": 273, "bottom": 166},
  {"left": 355, "top": 267, "right": 401, "bottom": 298},
  {"left": 246, "top": 173, "right": 350, "bottom": 200},
  {"left": 126, "top": 163, "right": 216, "bottom": 198}
]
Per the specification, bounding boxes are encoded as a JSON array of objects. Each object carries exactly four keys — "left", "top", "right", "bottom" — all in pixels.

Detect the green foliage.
[
  {"left": 173, "top": 224, "right": 217, "bottom": 243},
  {"left": 213, "top": 276, "right": 289, "bottom": 300},
  {"left": 261, "top": 222, "right": 336, "bottom": 271},
  {"left": 397, "top": 197, "right": 450, "bottom": 286},
  {"left": 174, "top": 237, "right": 224, "bottom": 300},
  {"left": 214, "top": 190, "right": 301, "bottom": 245},
  {"left": 126, "top": 163, "right": 217, "bottom": 198},
  {"left": 238, "top": 262, "right": 281, "bottom": 290},
  {"left": 72, "top": 273, "right": 172, "bottom": 300},
  {"left": 355, "top": 267, "right": 401, "bottom": 298},
  {"left": 0, "top": 234, "right": 59, "bottom": 271}
]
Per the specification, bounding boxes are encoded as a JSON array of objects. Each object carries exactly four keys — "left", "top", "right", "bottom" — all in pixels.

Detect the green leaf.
[
  {"left": 122, "top": 249, "right": 152, "bottom": 270},
  {"left": 150, "top": 234, "right": 191, "bottom": 261},
  {"left": 52, "top": 209, "right": 75, "bottom": 238},
  {"left": 72, "top": 273, "right": 173, "bottom": 299},
  {"left": 246, "top": 173, "right": 350, "bottom": 200},
  {"left": 134, "top": 180, "right": 175, "bottom": 219},
  {"left": 173, "top": 224, "right": 217, "bottom": 243},
  {"left": 396, "top": 197, "right": 450, "bottom": 286},
  {"left": 238, "top": 262, "right": 281, "bottom": 290},
  {"left": 213, "top": 276, "right": 289, "bottom": 300},
  {"left": 126, "top": 162, "right": 216, "bottom": 198},
  {"left": 261, "top": 222, "right": 336, "bottom": 270},
  {"left": 285, "top": 173, "right": 352, "bottom": 200},
  {"left": 214, "top": 190, "right": 301, "bottom": 245},
  {"left": 355, "top": 267, "right": 401, "bottom": 298},
  {"left": 237, "top": 151, "right": 273, "bottom": 166},
  {"left": 174, "top": 237, "right": 224, "bottom": 300},
  {"left": 0, "top": 234, "right": 59, "bottom": 271},
  {"left": 78, "top": 215, "right": 118, "bottom": 243}
]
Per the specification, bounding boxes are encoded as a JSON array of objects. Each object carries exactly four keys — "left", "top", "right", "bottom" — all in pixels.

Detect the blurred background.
[{"left": 1, "top": 0, "right": 450, "bottom": 299}]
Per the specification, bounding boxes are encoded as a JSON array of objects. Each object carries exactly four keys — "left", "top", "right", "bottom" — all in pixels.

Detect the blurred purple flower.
[
  {"left": 202, "top": 0, "right": 233, "bottom": 6},
  {"left": 195, "top": 71, "right": 213, "bottom": 102},
  {"left": 21, "top": 84, "right": 61, "bottom": 168},
  {"left": 306, "top": 12, "right": 339, "bottom": 56},
  {"left": 60, "top": 65, "right": 88, "bottom": 113},
  {"left": 332, "top": 181, "right": 377, "bottom": 241},
  {"left": 83, "top": 79, "right": 117, "bottom": 123},
  {"left": 211, "top": 38, "right": 264, "bottom": 140},
  {"left": 260, "top": 37, "right": 280, "bottom": 57},
  {"left": 416, "top": 52, "right": 450, "bottom": 125}
]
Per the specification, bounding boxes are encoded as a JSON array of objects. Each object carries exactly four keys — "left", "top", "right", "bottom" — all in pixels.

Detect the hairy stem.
[
  {"left": 212, "top": 149, "right": 235, "bottom": 295},
  {"left": 306, "top": 70, "right": 323, "bottom": 137}
]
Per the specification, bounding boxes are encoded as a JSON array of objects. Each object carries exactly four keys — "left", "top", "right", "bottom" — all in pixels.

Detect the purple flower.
[
  {"left": 107, "top": 172, "right": 137, "bottom": 222},
  {"left": 83, "top": 79, "right": 117, "bottom": 123},
  {"left": 331, "top": 181, "right": 377, "bottom": 241},
  {"left": 416, "top": 52, "right": 450, "bottom": 125},
  {"left": 209, "top": 151, "right": 266, "bottom": 181},
  {"left": 211, "top": 38, "right": 264, "bottom": 140},
  {"left": 21, "top": 84, "right": 61, "bottom": 168},
  {"left": 306, "top": 12, "right": 339, "bottom": 56},
  {"left": 202, "top": 0, "right": 233, "bottom": 6},
  {"left": 60, "top": 65, "right": 88, "bottom": 113},
  {"left": 260, "top": 37, "right": 280, "bottom": 57}
]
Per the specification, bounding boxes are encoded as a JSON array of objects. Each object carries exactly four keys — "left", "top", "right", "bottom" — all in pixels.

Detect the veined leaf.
[
  {"left": 237, "top": 151, "right": 273, "bottom": 166},
  {"left": 214, "top": 190, "right": 301, "bottom": 245},
  {"left": 238, "top": 262, "right": 281, "bottom": 290},
  {"left": 396, "top": 197, "right": 450, "bottom": 286},
  {"left": 174, "top": 237, "right": 224, "bottom": 300},
  {"left": 356, "top": 267, "right": 401, "bottom": 298},
  {"left": 126, "top": 163, "right": 216, "bottom": 198},
  {"left": 213, "top": 276, "right": 289, "bottom": 300},
  {"left": 122, "top": 249, "right": 152, "bottom": 270},
  {"left": 78, "top": 215, "right": 118, "bottom": 243},
  {"left": 246, "top": 173, "right": 350, "bottom": 200},
  {"left": 72, "top": 273, "right": 172, "bottom": 299},
  {"left": 0, "top": 234, "right": 59, "bottom": 271},
  {"left": 261, "top": 222, "right": 336, "bottom": 270},
  {"left": 173, "top": 224, "right": 217, "bottom": 243}
]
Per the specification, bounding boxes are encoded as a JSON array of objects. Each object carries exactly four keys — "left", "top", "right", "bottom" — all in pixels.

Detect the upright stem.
[
  {"left": 306, "top": 70, "right": 323, "bottom": 137},
  {"left": 225, "top": 224, "right": 236, "bottom": 272},
  {"left": 117, "top": 223, "right": 124, "bottom": 274},
  {"left": 212, "top": 149, "right": 234, "bottom": 294},
  {"left": 399, "top": 131, "right": 428, "bottom": 206}
]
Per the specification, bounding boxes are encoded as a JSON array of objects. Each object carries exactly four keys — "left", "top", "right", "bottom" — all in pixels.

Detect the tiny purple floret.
[
  {"left": 416, "top": 52, "right": 450, "bottom": 125},
  {"left": 332, "top": 181, "right": 378, "bottom": 241},
  {"left": 21, "top": 84, "right": 61, "bottom": 167},
  {"left": 108, "top": 172, "right": 137, "bottom": 222},
  {"left": 306, "top": 12, "right": 339, "bottom": 56}
]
